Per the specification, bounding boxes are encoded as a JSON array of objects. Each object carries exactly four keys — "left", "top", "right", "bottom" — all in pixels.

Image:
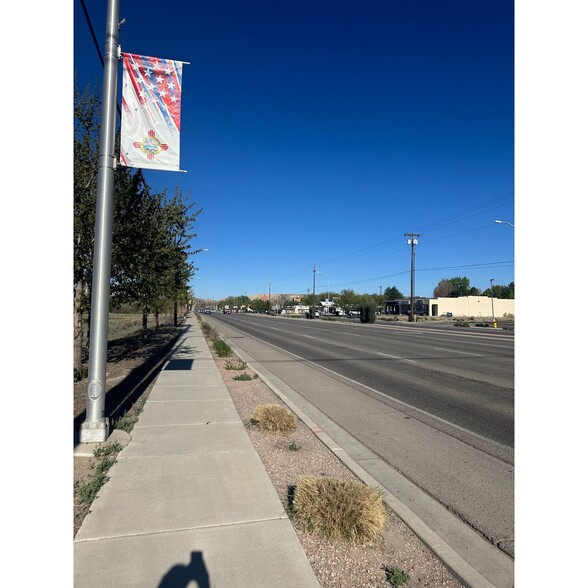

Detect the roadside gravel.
[{"left": 211, "top": 338, "right": 464, "bottom": 588}]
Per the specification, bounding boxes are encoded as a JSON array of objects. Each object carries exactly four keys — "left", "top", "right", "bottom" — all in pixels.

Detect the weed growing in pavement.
[
  {"left": 289, "top": 440, "right": 301, "bottom": 451},
  {"left": 252, "top": 403, "right": 297, "bottom": 435},
  {"left": 454, "top": 321, "right": 470, "bottom": 328},
  {"left": 76, "top": 443, "right": 121, "bottom": 506},
  {"left": 383, "top": 565, "right": 410, "bottom": 587},
  {"left": 113, "top": 395, "right": 148, "bottom": 432},
  {"left": 233, "top": 373, "right": 253, "bottom": 381},
  {"left": 225, "top": 359, "right": 248, "bottom": 370},
  {"left": 94, "top": 442, "right": 122, "bottom": 458},
  {"left": 292, "top": 475, "right": 388, "bottom": 544}
]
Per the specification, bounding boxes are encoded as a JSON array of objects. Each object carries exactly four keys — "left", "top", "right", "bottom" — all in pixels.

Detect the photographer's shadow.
[{"left": 159, "top": 551, "right": 210, "bottom": 588}]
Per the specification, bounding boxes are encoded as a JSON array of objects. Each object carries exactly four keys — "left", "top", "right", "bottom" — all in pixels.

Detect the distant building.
[
  {"left": 384, "top": 296, "right": 514, "bottom": 318},
  {"left": 428, "top": 296, "right": 514, "bottom": 318},
  {"left": 281, "top": 305, "right": 310, "bottom": 315},
  {"left": 385, "top": 298, "right": 429, "bottom": 316}
]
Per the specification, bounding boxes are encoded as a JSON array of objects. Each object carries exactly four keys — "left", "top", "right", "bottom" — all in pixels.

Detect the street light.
[{"left": 494, "top": 220, "right": 514, "bottom": 228}]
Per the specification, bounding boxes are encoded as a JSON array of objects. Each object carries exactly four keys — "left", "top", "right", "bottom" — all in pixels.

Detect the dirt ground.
[
  {"left": 73, "top": 324, "right": 182, "bottom": 536},
  {"left": 73, "top": 317, "right": 464, "bottom": 587}
]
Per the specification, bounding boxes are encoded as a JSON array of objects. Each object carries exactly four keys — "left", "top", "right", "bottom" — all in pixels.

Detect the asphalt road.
[
  {"left": 214, "top": 313, "right": 514, "bottom": 449},
  {"left": 207, "top": 312, "right": 515, "bottom": 562}
]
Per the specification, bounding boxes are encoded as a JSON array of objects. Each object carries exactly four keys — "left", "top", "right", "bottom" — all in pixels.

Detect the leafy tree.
[
  {"left": 73, "top": 80, "right": 101, "bottom": 379},
  {"left": 338, "top": 289, "right": 359, "bottom": 311},
  {"left": 384, "top": 286, "right": 404, "bottom": 299},
  {"left": 111, "top": 176, "right": 167, "bottom": 331},
  {"left": 433, "top": 276, "right": 473, "bottom": 298},
  {"left": 160, "top": 186, "right": 202, "bottom": 325},
  {"left": 433, "top": 279, "right": 453, "bottom": 298},
  {"left": 249, "top": 298, "right": 267, "bottom": 313},
  {"left": 482, "top": 282, "right": 515, "bottom": 299}
]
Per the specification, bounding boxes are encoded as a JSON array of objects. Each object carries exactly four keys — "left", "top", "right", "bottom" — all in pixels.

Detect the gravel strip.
[{"left": 212, "top": 348, "right": 464, "bottom": 588}]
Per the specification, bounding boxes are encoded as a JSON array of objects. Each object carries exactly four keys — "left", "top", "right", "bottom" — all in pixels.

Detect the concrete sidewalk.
[{"left": 74, "top": 314, "right": 320, "bottom": 587}]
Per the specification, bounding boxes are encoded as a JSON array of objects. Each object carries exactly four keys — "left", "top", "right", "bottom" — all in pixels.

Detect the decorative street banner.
[{"left": 120, "top": 52, "right": 184, "bottom": 171}]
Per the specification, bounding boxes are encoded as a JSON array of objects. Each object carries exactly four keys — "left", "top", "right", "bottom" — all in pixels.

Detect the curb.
[{"left": 216, "top": 330, "right": 508, "bottom": 588}]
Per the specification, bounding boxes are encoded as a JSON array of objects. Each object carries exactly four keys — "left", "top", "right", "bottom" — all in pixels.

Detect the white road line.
[
  {"left": 219, "top": 320, "right": 512, "bottom": 453},
  {"left": 377, "top": 351, "right": 417, "bottom": 364},
  {"left": 434, "top": 347, "right": 483, "bottom": 357}
]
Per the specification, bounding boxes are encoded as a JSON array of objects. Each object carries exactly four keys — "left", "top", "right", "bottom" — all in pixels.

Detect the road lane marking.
[
  {"left": 377, "top": 351, "right": 417, "bottom": 364},
  {"left": 434, "top": 347, "right": 483, "bottom": 357},
  {"left": 217, "top": 319, "right": 513, "bottom": 453}
]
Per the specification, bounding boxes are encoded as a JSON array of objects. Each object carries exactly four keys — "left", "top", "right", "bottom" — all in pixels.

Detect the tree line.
[
  {"left": 432, "top": 276, "right": 514, "bottom": 299},
  {"left": 74, "top": 81, "right": 202, "bottom": 380},
  {"left": 208, "top": 279, "right": 513, "bottom": 314}
]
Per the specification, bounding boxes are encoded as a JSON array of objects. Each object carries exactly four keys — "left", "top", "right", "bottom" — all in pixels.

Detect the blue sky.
[
  {"left": 6, "top": 3, "right": 588, "bottom": 580},
  {"left": 74, "top": 0, "right": 515, "bottom": 300}
]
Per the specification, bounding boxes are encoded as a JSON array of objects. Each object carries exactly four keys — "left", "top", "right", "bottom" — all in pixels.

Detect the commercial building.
[{"left": 385, "top": 296, "right": 514, "bottom": 318}]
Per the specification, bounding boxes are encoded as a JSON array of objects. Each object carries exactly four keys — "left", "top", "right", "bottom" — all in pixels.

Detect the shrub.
[
  {"left": 233, "top": 373, "right": 253, "bottom": 381},
  {"left": 293, "top": 476, "right": 388, "bottom": 544},
  {"left": 213, "top": 339, "right": 231, "bottom": 357},
  {"left": 225, "top": 359, "right": 248, "bottom": 371},
  {"left": 383, "top": 566, "right": 410, "bottom": 587},
  {"left": 358, "top": 298, "right": 377, "bottom": 324},
  {"left": 251, "top": 403, "right": 297, "bottom": 435},
  {"left": 200, "top": 321, "right": 218, "bottom": 341}
]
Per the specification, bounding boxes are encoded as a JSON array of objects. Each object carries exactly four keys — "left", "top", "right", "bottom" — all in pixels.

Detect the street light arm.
[{"left": 494, "top": 219, "right": 515, "bottom": 228}]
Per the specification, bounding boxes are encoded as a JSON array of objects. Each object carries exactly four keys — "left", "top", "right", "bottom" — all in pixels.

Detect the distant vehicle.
[
  {"left": 348, "top": 310, "right": 360, "bottom": 317},
  {"left": 223, "top": 305, "right": 232, "bottom": 314}
]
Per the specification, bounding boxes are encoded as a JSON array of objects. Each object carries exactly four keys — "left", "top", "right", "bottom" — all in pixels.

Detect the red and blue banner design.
[{"left": 120, "top": 53, "right": 183, "bottom": 171}]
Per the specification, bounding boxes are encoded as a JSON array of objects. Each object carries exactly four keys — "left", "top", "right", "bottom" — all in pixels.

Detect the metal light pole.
[
  {"left": 80, "top": 0, "right": 121, "bottom": 443},
  {"left": 405, "top": 233, "right": 421, "bottom": 322}
]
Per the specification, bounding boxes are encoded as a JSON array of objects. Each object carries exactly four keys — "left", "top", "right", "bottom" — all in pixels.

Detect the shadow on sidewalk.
[
  {"left": 74, "top": 325, "right": 189, "bottom": 437},
  {"left": 158, "top": 551, "right": 211, "bottom": 588}
]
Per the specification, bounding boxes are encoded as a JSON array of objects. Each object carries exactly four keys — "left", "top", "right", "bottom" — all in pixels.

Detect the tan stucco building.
[{"left": 428, "top": 296, "right": 514, "bottom": 318}]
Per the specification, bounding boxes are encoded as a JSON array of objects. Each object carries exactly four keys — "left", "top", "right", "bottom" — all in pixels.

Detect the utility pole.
[
  {"left": 405, "top": 233, "right": 421, "bottom": 323},
  {"left": 268, "top": 282, "right": 271, "bottom": 313},
  {"left": 312, "top": 265, "right": 316, "bottom": 318},
  {"left": 490, "top": 278, "right": 496, "bottom": 328},
  {"left": 80, "top": 0, "right": 121, "bottom": 442}
]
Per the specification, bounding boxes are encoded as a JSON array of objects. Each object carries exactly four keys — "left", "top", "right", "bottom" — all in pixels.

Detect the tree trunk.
[
  {"left": 174, "top": 300, "right": 178, "bottom": 327},
  {"left": 155, "top": 310, "right": 160, "bottom": 329},
  {"left": 73, "top": 279, "right": 84, "bottom": 380},
  {"left": 142, "top": 304, "right": 148, "bottom": 332}
]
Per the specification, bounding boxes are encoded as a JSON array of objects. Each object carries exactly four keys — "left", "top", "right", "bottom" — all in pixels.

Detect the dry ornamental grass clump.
[
  {"left": 293, "top": 475, "right": 388, "bottom": 545},
  {"left": 251, "top": 403, "right": 297, "bottom": 435}
]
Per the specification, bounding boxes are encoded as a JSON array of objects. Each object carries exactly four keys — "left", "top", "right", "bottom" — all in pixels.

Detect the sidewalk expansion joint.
[
  {"left": 74, "top": 515, "right": 291, "bottom": 544},
  {"left": 133, "top": 420, "right": 243, "bottom": 429}
]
